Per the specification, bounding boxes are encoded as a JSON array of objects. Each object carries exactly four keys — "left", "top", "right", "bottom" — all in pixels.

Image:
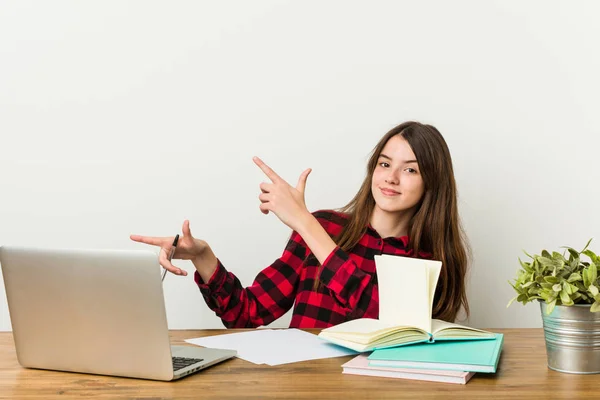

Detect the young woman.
[{"left": 131, "top": 121, "right": 470, "bottom": 328}]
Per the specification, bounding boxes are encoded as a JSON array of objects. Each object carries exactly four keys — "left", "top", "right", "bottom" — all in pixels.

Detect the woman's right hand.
[{"left": 130, "top": 220, "right": 209, "bottom": 277}]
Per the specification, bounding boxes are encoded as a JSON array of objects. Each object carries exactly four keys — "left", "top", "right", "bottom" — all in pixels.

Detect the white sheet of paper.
[
  {"left": 185, "top": 328, "right": 356, "bottom": 365},
  {"left": 184, "top": 329, "right": 272, "bottom": 364}
]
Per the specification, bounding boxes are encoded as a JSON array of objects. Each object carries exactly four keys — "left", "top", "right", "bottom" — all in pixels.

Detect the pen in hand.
[{"left": 162, "top": 234, "right": 180, "bottom": 282}]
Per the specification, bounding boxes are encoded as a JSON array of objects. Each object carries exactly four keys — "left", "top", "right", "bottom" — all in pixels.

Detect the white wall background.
[{"left": 1, "top": 0, "right": 599, "bottom": 331}]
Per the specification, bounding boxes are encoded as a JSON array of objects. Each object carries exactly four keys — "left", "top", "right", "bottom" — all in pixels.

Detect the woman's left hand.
[{"left": 253, "top": 156, "right": 312, "bottom": 232}]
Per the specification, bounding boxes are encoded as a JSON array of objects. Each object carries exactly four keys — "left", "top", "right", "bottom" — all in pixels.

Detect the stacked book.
[
  {"left": 342, "top": 355, "right": 474, "bottom": 385},
  {"left": 317, "top": 255, "right": 504, "bottom": 384},
  {"left": 341, "top": 334, "right": 504, "bottom": 384}
]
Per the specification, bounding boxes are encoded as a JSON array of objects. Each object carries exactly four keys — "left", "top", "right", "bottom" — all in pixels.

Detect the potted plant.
[{"left": 508, "top": 238, "right": 600, "bottom": 374}]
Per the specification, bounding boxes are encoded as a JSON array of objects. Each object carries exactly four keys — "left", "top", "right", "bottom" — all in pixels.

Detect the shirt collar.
[{"left": 366, "top": 223, "right": 409, "bottom": 247}]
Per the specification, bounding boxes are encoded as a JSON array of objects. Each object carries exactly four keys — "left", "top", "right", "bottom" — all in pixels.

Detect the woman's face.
[{"left": 371, "top": 135, "right": 425, "bottom": 215}]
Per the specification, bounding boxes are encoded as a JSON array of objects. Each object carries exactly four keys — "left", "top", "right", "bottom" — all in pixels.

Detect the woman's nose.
[{"left": 384, "top": 172, "right": 399, "bottom": 185}]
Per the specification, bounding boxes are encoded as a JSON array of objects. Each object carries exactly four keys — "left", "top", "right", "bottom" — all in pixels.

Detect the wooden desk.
[{"left": 0, "top": 328, "right": 598, "bottom": 399}]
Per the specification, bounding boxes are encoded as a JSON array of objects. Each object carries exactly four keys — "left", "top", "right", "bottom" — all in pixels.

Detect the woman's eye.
[
  {"left": 379, "top": 162, "right": 390, "bottom": 168},
  {"left": 405, "top": 168, "right": 417, "bottom": 173}
]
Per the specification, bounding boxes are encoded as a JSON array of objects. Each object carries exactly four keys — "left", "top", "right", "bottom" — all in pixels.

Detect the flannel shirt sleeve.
[
  {"left": 306, "top": 210, "right": 375, "bottom": 314},
  {"left": 195, "top": 230, "right": 308, "bottom": 328},
  {"left": 317, "top": 246, "right": 374, "bottom": 313}
]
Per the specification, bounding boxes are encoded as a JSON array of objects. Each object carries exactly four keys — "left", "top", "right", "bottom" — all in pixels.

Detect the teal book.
[{"left": 368, "top": 333, "right": 504, "bottom": 373}]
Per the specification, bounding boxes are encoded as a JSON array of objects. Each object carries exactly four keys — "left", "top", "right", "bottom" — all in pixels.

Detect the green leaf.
[
  {"left": 544, "top": 276, "right": 559, "bottom": 284},
  {"left": 567, "top": 273, "right": 582, "bottom": 282},
  {"left": 523, "top": 250, "right": 535, "bottom": 260},
  {"left": 538, "top": 256, "right": 556, "bottom": 268},
  {"left": 591, "top": 301, "right": 600, "bottom": 312},
  {"left": 589, "top": 285, "right": 599, "bottom": 297},
  {"left": 507, "top": 296, "right": 518, "bottom": 308},
  {"left": 570, "top": 258, "right": 581, "bottom": 270},
  {"left": 564, "top": 282, "right": 573, "bottom": 295},
  {"left": 560, "top": 288, "right": 573, "bottom": 306},
  {"left": 569, "top": 283, "right": 579, "bottom": 294},
  {"left": 580, "top": 293, "right": 590, "bottom": 302},
  {"left": 518, "top": 258, "right": 533, "bottom": 273},
  {"left": 582, "top": 249, "right": 598, "bottom": 262},
  {"left": 552, "top": 283, "right": 562, "bottom": 292},
  {"left": 542, "top": 250, "right": 551, "bottom": 258},
  {"left": 590, "top": 263, "right": 598, "bottom": 285},
  {"left": 528, "top": 286, "right": 540, "bottom": 295},
  {"left": 546, "top": 299, "right": 557, "bottom": 314},
  {"left": 563, "top": 247, "right": 580, "bottom": 260},
  {"left": 581, "top": 238, "right": 594, "bottom": 253},
  {"left": 532, "top": 259, "right": 541, "bottom": 274},
  {"left": 583, "top": 269, "right": 591, "bottom": 287}
]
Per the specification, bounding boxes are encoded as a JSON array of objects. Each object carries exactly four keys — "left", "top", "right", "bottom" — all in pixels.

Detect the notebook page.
[
  {"left": 375, "top": 255, "right": 431, "bottom": 332},
  {"left": 430, "top": 319, "right": 493, "bottom": 337},
  {"left": 426, "top": 260, "right": 442, "bottom": 321},
  {"left": 319, "top": 318, "right": 397, "bottom": 334}
]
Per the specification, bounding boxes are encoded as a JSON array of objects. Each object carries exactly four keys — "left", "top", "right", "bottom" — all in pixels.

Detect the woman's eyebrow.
[{"left": 379, "top": 153, "right": 418, "bottom": 164}]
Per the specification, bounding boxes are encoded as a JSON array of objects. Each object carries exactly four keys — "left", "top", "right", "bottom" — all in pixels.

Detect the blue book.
[{"left": 368, "top": 333, "right": 504, "bottom": 373}]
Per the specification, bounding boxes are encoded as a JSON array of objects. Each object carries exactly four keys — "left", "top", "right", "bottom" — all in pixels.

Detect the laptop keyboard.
[{"left": 172, "top": 356, "right": 204, "bottom": 371}]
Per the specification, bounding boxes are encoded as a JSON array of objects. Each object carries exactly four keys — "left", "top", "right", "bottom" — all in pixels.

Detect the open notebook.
[{"left": 318, "top": 255, "right": 494, "bottom": 352}]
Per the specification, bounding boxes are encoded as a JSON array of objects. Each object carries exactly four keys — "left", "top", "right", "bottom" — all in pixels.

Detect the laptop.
[{"left": 0, "top": 246, "right": 236, "bottom": 381}]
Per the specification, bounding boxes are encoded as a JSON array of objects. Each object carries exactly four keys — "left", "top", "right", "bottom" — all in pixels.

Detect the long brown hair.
[{"left": 324, "top": 121, "right": 470, "bottom": 322}]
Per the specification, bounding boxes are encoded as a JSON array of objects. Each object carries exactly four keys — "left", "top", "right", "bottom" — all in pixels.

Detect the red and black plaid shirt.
[{"left": 195, "top": 209, "right": 416, "bottom": 328}]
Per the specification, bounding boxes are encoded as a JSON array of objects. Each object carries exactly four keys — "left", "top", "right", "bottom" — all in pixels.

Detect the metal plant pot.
[{"left": 540, "top": 301, "right": 600, "bottom": 374}]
